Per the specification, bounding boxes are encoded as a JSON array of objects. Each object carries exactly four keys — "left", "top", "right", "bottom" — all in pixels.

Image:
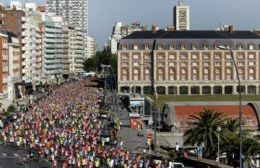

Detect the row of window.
[
  {"left": 122, "top": 43, "right": 258, "bottom": 50},
  {"left": 121, "top": 67, "right": 257, "bottom": 81},
  {"left": 120, "top": 53, "right": 258, "bottom": 60}
]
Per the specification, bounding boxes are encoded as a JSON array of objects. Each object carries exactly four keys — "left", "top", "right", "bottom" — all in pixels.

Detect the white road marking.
[
  {"left": 14, "top": 153, "right": 19, "bottom": 157},
  {"left": 1, "top": 153, "right": 7, "bottom": 157}
]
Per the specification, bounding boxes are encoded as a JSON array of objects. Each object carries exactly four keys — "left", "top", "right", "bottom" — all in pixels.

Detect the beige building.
[
  {"left": 118, "top": 29, "right": 260, "bottom": 95},
  {"left": 68, "top": 26, "right": 84, "bottom": 74},
  {"left": 8, "top": 32, "right": 21, "bottom": 103}
]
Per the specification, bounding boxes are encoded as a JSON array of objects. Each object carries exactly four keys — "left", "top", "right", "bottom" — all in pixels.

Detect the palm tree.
[{"left": 184, "top": 109, "right": 224, "bottom": 158}]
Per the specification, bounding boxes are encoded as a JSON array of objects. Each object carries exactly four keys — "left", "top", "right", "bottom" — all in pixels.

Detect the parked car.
[{"left": 174, "top": 162, "right": 185, "bottom": 168}]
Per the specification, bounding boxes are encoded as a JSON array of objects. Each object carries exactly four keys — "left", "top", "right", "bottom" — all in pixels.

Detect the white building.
[
  {"left": 42, "top": 14, "right": 66, "bottom": 84},
  {"left": 21, "top": 6, "right": 43, "bottom": 86},
  {"left": 108, "top": 22, "right": 146, "bottom": 54},
  {"left": 173, "top": 1, "right": 190, "bottom": 31},
  {"left": 7, "top": 33, "right": 21, "bottom": 103},
  {"left": 86, "top": 36, "right": 96, "bottom": 58},
  {"left": 68, "top": 26, "right": 84, "bottom": 74},
  {"left": 46, "top": 0, "right": 88, "bottom": 58},
  {"left": 10, "top": 1, "right": 22, "bottom": 10}
]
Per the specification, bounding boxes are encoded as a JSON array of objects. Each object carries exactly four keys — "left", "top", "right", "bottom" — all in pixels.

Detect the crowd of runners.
[{"left": 0, "top": 79, "right": 174, "bottom": 168}]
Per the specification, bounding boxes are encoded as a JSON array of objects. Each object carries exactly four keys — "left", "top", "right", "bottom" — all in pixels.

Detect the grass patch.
[{"left": 145, "top": 94, "right": 260, "bottom": 109}]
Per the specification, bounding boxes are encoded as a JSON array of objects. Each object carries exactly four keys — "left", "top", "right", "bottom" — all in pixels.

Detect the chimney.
[{"left": 228, "top": 25, "right": 234, "bottom": 33}]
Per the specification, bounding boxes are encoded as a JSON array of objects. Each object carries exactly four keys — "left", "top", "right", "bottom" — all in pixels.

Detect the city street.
[{"left": 0, "top": 144, "right": 51, "bottom": 168}]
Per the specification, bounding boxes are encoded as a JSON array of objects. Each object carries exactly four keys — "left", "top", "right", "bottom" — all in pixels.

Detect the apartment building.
[
  {"left": 118, "top": 29, "right": 260, "bottom": 95},
  {"left": 21, "top": 8, "right": 43, "bottom": 85},
  {"left": 86, "top": 36, "right": 96, "bottom": 58},
  {"left": 68, "top": 26, "right": 84, "bottom": 74},
  {"left": 108, "top": 22, "right": 146, "bottom": 54},
  {"left": 7, "top": 32, "right": 21, "bottom": 102},
  {"left": 42, "top": 14, "right": 67, "bottom": 83},
  {"left": 174, "top": 1, "right": 190, "bottom": 31},
  {"left": 0, "top": 31, "right": 9, "bottom": 110},
  {"left": 46, "top": 0, "right": 88, "bottom": 58}
]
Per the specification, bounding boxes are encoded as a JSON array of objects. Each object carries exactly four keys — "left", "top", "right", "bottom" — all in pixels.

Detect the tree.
[
  {"left": 184, "top": 109, "right": 224, "bottom": 158},
  {"left": 83, "top": 50, "right": 117, "bottom": 74},
  {"left": 7, "top": 104, "right": 16, "bottom": 113}
]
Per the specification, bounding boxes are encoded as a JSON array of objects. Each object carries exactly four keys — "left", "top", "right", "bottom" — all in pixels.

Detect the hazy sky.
[{"left": 4, "top": 0, "right": 260, "bottom": 48}]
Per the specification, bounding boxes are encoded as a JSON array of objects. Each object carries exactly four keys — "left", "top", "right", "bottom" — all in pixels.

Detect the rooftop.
[{"left": 123, "top": 30, "right": 260, "bottom": 39}]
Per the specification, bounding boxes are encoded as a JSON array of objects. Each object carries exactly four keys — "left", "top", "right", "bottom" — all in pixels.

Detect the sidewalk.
[{"left": 117, "top": 106, "right": 148, "bottom": 154}]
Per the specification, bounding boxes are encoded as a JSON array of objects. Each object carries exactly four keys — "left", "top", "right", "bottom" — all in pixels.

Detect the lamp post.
[
  {"left": 217, "top": 46, "right": 243, "bottom": 168},
  {"left": 217, "top": 126, "right": 221, "bottom": 167}
]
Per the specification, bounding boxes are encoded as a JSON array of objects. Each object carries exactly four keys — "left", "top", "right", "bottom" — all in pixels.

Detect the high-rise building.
[
  {"left": 0, "top": 31, "right": 9, "bottom": 110},
  {"left": 7, "top": 32, "right": 21, "bottom": 103},
  {"left": 107, "top": 22, "right": 146, "bottom": 54},
  {"left": 174, "top": 1, "right": 190, "bottom": 31},
  {"left": 21, "top": 5, "right": 43, "bottom": 85},
  {"left": 68, "top": 26, "right": 84, "bottom": 74},
  {"left": 46, "top": 0, "right": 88, "bottom": 58},
  {"left": 86, "top": 36, "right": 96, "bottom": 58}
]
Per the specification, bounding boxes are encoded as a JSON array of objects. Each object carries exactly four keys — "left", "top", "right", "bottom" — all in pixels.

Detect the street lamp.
[
  {"left": 217, "top": 46, "right": 243, "bottom": 168},
  {"left": 217, "top": 126, "right": 221, "bottom": 166}
]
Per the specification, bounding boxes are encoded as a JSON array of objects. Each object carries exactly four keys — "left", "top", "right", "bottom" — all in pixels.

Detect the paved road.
[{"left": 0, "top": 144, "right": 51, "bottom": 168}]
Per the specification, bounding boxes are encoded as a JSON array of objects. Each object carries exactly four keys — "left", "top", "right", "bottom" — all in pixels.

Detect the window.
[
  {"left": 226, "top": 62, "right": 232, "bottom": 66},
  {"left": 145, "top": 68, "right": 150, "bottom": 80},
  {"left": 158, "top": 44, "right": 163, "bottom": 50},
  {"left": 133, "top": 54, "right": 139, "bottom": 60},
  {"left": 122, "top": 69, "right": 128, "bottom": 81},
  {"left": 158, "top": 62, "right": 164, "bottom": 66},
  {"left": 248, "top": 54, "right": 255, "bottom": 59},
  {"left": 192, "top": 69, "right": 198, "bottom": 80},
  {"left": 215, "top": 62, "right": 221, "bottom": 66},
  {"left": 168, "top": 54, "right": 176, "bottom": 60},
  {"left": 121, "top": 62, "right": 128, "bottom": 66},
  {"left": 181, "top": 44, "right": 185, "bottom": 50},
  {"left": 169, "top": 44, "right": 175, "bottom": 50},
  {"left": 158, "top": 68, "right": 164, "bottom": 80},
  {"left": 203, "top": 44, "right": 209, "bottom": 50},
  {"left": 248, "top": 61, "right": 255, "bottom": 66},
  {"left": 181, "top": 62, "right": 187, "bottom": 67},
  {"left": 192, "top": 44, "right": 198, "bottom": 50},
  {"left": 181, "top": 68, "right": 187, "bottom": 81},
  {"left": 248, "top": 44, "right": 254, "bottom": 50},
  {"left": 133, "top": 69, "right": 139, "bottom": 81},
  {"left": 238, "top": 68, "right": 243, "bottom": 80},
  {"left": 122, "top": 45, "right": 127, "bottom": 50},
  {"left": 144, "top": 54, "right": 151, "bottom": 60},
  {"left": 180, "top": 54, "right": 187, "bottom": 60},
  {"left": 225, "top": 54, "right": 231, "bottom": 59},
  {"left": 214, "top": 54, "right": 221, "bottom": 60},
  {"left": 144, "top": 44, "right": 150, "bottom": 50},
  {"left": 237, "top": 54, "right": 244, "bottom": 59},
  {"left": 157, "top": 54, "right": 164, "bottom": 60},
  {"left": 192, "top": 62, "right": 198, "bottom": 66},
  {"left": 121, "top": 54, "right": 128, "bottom": 59},
  {"left": 203, "top": 62, "right": 210, "bottom": 66},
  {"left": 204, "top": 68, "right": 209, "bottom": 80},
  {"left": 192, "top": 54, "right": 198, "bottom": 59},
  {"left": 133, "top": 62, "right": 139, "bottom": 66},
  {"left": 248, "top": 68, "right": 255, "bottom": 80},
  {"left": 215, "top": 68, "right": 221, "bottom": 80},
  {"left": 237, "top": 44, "right": 243, "bottom": 50},
  {"left": 169, "top": 68, "right": 175, "bottom": 81},
  {"left": 226, "top": 68, "right": 232, "bottom": 80},
  {"left": 203, "top": 54, "right": 210, "bottom": 60},
  {"left": 133, "top": 45, "right": 138, "bottom": 50}
]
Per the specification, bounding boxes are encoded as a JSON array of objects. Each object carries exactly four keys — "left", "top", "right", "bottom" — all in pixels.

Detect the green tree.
[
  {"left": 7, "top": 104, "right": 16, "bottom": 113},
  {"left": 184, "top": 109, "right": 224, "bottom": 157},
  {"left": 83, "top": 50, "right": 117, "bottom": 74}
]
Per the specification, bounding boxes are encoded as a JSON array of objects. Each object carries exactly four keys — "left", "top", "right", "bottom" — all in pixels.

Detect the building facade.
[
  {"left": 46, "top": 0, "right": 88, "bottom": 58},
  {"left": 0, "top": 31, "right": 9, "bottom": 110},
  {"left": 42, "top": 14, "right": 66, "bottom": 83},
  {"left": 68, "top": 26, "right": 84, "bottom": 74},
  {"left": 174, "top": 1, "right": 190, "bottom": 31},
  {"left": 7, "top": 32, "right": 21, "bottom": 103},
  {"left": 21, "top": 8, "right": 43, "bottom": 85},
  {"left": 86, "top": 35, "right": 96, "bottom": 58},
  {"left": 118, "top": 30, "right": 260, "bottom": 95},
  {"left": 108, "top": 22, "right": 146, "bottom": 54}
]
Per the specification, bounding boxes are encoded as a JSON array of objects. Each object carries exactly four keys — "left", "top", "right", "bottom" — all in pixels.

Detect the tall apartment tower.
[
  {"left": 174, "top": 1, "right": 190, "bottom": 31},
  {"left": 46, "top": 0, "right": 88, "bottom": 58}
]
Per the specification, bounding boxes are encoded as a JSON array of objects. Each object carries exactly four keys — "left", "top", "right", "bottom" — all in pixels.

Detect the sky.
[{"left": 4, "top": 0, "right": 260, "bottom": 48}]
